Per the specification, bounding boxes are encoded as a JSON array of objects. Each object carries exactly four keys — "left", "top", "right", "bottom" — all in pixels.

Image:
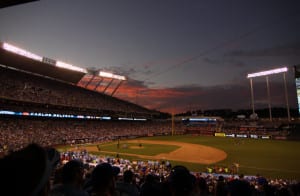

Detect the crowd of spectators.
[
  {"left": 0, "top": 66, "right": 156, "bottom": 117},
  {"left": 54, "top": 149, "right": 300, "bottom": 196},
  {"left": 3, "top": 143, "right": 299, "bottom": 196},
  {"left": 0, "top": 117, "right": 183, "bottom": 152},
  {"left": 0, "top": 66, "right": 180, "bottom": 152}
]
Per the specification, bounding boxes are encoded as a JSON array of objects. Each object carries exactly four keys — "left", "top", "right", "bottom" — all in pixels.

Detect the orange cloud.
[
  {"left": 77, "top": 74, "right": 298, "bottom": 115},
  {"left": 77, "top": 75, "right": 193, "bottom": 113}
]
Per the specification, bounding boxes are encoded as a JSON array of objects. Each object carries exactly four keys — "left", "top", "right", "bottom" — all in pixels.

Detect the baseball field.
[{"left": 63, "top": 135, "right": 300, "bottom": 180}]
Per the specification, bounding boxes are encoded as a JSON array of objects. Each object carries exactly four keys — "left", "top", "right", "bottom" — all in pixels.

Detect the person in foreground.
[
  {"left": 166, "top": 165, "right": 196, "bottom": 196},
  {"left": 86, "top": 162, "right": 120, "bottom": 196},
  {"left": 0, "top": 143, "right": 60, "bottom": 196},
  {"left": 50, "top": 159, "right": 89, "bottom": 196}
]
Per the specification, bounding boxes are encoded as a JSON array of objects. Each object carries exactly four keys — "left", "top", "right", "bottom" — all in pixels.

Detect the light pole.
[
  {"left": 266, "top": 76, "right": 272, "bottom": 121},
  {"left": 249, "top": 78, "right": 255, "bottom": 115}
]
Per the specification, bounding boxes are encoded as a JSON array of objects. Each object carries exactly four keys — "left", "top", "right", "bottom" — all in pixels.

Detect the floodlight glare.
[
  {"left": 247, "top": 67, "right": 288, "bottom": 78},
  {"left": 99, "top": 71, "right": 113, "bottom": 78},
  {"left": 56, "top": 61, "right": 87, "bottom": 73},
  {"left": 99, "top": 71, "right": 126, "bottom": 80},
  {"left": 2, "top": 42, "right": 43, "bottom": 62}
]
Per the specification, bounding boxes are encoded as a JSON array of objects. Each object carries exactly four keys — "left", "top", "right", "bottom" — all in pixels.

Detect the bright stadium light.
[
  {"left": 99, "top": 71, "right": 126, "bottom": 80},
  {"left": 56, "top": 61, "right": 87, "bottom": 73},
  {"left": 133, "top": 118, "right": 147, "bottom": 121},
  {"left": 247, "top": 67, "right": 288, "bottom": 78},
  {"left": 2, "top": 42, "right": 43, "bottom": 62},
  {"left": 118, "top": 117, "right": 133, "bottom": 120}
]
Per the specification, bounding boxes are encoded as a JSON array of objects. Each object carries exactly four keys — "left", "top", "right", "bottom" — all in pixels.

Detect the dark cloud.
[
  {"left": 99, "top": 65, "right": 138, "bottom": 78},
  {"left": 86, "top": 66, "right": 99, "bottom": 72},
  {"left": 125, "top": 78, "right": 148, "bottom": 88},
  {"left": 142, "top": 69, "right": 154, "bottom": 75},
  {"left": 227, "top": 42, "right": 300, "bottom": 57},
  {"left": 203, "top": 57, "right": 220, "bottom": 65},
  {"left": 203, "top": 57, "right": 247, "bottom": 68}
]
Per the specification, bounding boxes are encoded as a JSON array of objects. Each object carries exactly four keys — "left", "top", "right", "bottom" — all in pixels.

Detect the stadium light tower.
[{"left": 247, "top": 67, "right": 290, "bottom": 121}]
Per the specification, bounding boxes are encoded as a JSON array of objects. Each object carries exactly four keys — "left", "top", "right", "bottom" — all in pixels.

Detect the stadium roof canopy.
[
  {"left": 0, "top": 43, "right": 86, "bottom": 84},
  {"left": 0, "top": 0, "right": 39, "bottom": 8}
]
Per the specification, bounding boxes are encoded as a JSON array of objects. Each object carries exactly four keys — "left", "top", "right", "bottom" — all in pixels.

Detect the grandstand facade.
[
  {"left": 0, "top": 41, "right": 178, "bottom": 152},
  {"left": 0, "top": 42, "right": 159, "bottom": 119}
]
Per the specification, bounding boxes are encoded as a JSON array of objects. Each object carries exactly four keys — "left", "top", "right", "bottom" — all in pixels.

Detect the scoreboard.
[{"left": 294, "top": 65, "right": 300, "bottom": 114}]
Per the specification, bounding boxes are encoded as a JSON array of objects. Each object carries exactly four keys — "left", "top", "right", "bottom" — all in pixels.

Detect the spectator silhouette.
[
  {"left": 167, "top": 165, "right": 195, "bottom": 196},
  {"left": 140, "top": 174, "right": 162, "bottom": 196},
  {"left": 115, "top": 169, "right": 139, "bottom": 196},
  {"left": 215, "top": 175, "right": 228, "bottom": 196},
  {"left": 0, "top": 143, "right": 60, "bottom": 196},
  {"left": 227, "top": 178, "right": 252, "bottom": 196},
  {"left": 87, "top": 162, "right": 120, "bottom": 196},
  {"left": 50, "top": 159, "right": 88, "bottom": 196}
]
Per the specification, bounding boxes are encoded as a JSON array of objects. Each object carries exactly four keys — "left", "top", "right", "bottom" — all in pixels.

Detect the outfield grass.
[
  {"left": 60, "top": 135, "right": 300, "bottom": 180},
  {"left": 142, "top": 135, "right": 300, "bottom": 180}
]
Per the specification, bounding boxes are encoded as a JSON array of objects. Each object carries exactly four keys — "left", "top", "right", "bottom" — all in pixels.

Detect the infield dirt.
[{"left": 82, "top": 140, "right": 227, "bottom": 164}]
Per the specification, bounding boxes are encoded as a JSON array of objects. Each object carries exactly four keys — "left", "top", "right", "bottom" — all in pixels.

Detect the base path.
[{"left": 84, "top": 139, "right": 227, "bottom": 164}]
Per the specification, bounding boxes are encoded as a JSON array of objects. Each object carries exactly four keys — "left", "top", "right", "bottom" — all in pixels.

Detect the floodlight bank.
[
  {"left": 99, "top": 71, "right": 126, "bottom": 80},
  {"left": 2, "top": 42, "right": 43, "bottom": 62},
  {"left": 56, "top": 61, "right": 87, "bottom": 73},
  {"left": 247, "top": 67, "right": 288, "bottom": 78},
  {"left": 2, "top": 42, "right": 88, "bottom": 73}
]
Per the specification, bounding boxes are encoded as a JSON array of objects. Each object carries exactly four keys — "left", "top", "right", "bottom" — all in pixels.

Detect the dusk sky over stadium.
[{"left": 1, "top": 0, "right": 300, "bottom": 113}]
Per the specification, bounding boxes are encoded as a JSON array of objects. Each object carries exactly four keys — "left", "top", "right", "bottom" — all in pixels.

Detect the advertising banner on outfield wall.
[
  {"left": 215, "top": 133, "right": 226, "bottom": 137},
  {"left": 226, "top": 134, "right": 235, "bottom": 138}
]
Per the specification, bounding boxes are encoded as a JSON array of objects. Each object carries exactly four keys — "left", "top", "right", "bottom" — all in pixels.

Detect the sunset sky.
[{"left": 1, "top": 0, "right": 300, "bottom": 113}]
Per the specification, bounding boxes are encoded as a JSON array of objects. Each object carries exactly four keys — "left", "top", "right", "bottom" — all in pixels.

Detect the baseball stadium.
[
  {"left": 1, "top": 39, "right": 300, "bottom": 195},
  {"left": 1, "top": 2, "right": 300, "bottom": 194},
  {"left": 0, "top": 0, "right": 300, "bottom": 196}
]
